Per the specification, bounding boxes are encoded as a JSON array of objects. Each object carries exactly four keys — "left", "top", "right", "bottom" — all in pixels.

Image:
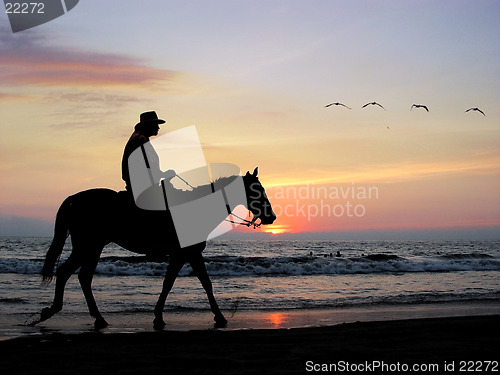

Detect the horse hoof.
[
  {"left": 40, "top": 306, "right": 60, "bottom": 322},
  {"left": 214, "top": 315, "right": 228, "bottom": 328},
  {"left": 94, "top": 317, "right": 109, "bottom": 330},
  {"left": 153, "top": 318, "right": 166, "bottom": 331},
  {"left": 40, "top": 307, "right": 54, "bottom": 322}
]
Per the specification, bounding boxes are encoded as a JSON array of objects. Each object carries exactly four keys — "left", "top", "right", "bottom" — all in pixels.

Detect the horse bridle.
[{"left": 225, "top": 212, "right": 261, "bottom": 229}]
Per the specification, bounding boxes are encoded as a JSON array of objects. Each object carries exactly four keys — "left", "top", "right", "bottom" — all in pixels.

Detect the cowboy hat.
[{"left": 136, "top": 111, "right": 165, "bottom": 126}]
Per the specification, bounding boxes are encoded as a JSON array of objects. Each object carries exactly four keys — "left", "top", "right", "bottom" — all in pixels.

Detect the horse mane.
[
  {"left": 212, "top": 175, "right": 239, "bottom": 190},
  {"left": 163, "top": 175, "right": 240, "bottom": 206}
]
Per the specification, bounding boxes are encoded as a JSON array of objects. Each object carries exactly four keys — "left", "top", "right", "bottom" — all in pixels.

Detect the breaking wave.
[{"left": 1, "top": 252, "right": 498, "bottom": 277}]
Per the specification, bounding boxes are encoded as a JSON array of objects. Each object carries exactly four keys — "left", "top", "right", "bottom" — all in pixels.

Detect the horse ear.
[{"left": 252, "top": 167, "right": 258, "bottom": 177}]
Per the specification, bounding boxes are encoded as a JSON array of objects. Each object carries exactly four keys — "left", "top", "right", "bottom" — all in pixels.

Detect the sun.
[
  {"left": 262, "top": 225, "right": 290, "bottom": 235},
  {"left": 269, "top": 229, "right": 285, "bottom": 235}
]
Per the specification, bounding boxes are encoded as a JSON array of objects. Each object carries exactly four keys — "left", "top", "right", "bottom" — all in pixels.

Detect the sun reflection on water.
[{"left": 267, "top": 312, "right": 288, "bottom": 328}]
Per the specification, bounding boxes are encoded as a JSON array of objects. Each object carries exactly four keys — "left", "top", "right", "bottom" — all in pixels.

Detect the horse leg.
[
  {"left": 78, "top": 249, "right": 107, "bottom": 329},
  {"left": 189, "top": 252, "right": 228, "bottom": 327},
  {"left": 39, "top": 255, "right": 81, "bottom": 323},
  {"left": 153, "top": 255, "right": 185, "bottom": 330}
]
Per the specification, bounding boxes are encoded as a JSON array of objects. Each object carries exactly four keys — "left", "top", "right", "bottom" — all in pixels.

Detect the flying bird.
[
  {"left": 362, "top": 102, "right": 386, "bottom": 110},
  {"left": 325, "top": 102, "right": 351, "bottom": 109},
  {"left": 465, "top": 107, "right": 485, "bottom": 116},
  {"left": 411, "top": 104, "right": 429, "bottom": 112}
]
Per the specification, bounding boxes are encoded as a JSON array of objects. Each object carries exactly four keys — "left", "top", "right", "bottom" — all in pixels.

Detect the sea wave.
[{"left": 1, "top": 252, "right": 499, "bottom": 277}]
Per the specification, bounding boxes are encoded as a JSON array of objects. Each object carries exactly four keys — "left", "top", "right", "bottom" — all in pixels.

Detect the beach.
[
  {"left": 1, "top": 314, "right": 498, "bottom": 374},
  {"left": 1, "top": 238, "right": 498, "bottom": 373}
]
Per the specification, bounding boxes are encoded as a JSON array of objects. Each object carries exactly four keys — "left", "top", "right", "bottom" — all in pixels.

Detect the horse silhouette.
[{"left": 34, "top": 167, "right": 275, "bottom": 329}]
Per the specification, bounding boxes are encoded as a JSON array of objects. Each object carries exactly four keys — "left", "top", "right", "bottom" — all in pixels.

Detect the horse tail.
[{"left": 42, "top": 196, "right": 73, "bottom": 285}]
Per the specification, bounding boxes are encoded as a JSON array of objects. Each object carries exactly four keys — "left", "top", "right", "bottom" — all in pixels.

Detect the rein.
[{"left": 174, "top": 173, "right": 195, "bottom": 189}]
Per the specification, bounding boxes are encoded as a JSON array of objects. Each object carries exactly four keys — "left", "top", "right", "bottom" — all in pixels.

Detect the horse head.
[{"left": 242, "top": 167, "right": 276, "bottom": 225}]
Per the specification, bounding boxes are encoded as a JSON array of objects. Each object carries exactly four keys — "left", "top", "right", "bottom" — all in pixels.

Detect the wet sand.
[
  {"left": 1, "top": 314, "right": 498, "bottom": 374},
  {"left": 4, "top": 301, "right": 499, "bottom": 340}
]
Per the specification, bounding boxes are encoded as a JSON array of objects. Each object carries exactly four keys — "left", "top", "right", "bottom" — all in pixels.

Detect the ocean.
[{"left": 0, "top": 237, "right": 499, "bottom": 338}]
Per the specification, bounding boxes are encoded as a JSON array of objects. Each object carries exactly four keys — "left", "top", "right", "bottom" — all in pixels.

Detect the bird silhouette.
[
  {"left": 465, "top": 107, "right": 485, "bottom": 116},
  {"left": 325, "top": 102, "right": 351, "bottom": 109},
  {"left": 362, "top": 102, "right": 386, "bottom": 110},
  {"left": 411, "top": 104, "right": 429, "bottom": 112}
]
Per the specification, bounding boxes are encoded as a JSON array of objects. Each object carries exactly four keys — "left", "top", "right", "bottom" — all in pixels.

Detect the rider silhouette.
[{"left": 121, "top": 111, "right": 176, "bottom": 194}]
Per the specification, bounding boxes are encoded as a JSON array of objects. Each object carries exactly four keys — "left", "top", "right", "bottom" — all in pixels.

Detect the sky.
[{"left": 0, "top": 0, "right": 499, "bottom": 239}]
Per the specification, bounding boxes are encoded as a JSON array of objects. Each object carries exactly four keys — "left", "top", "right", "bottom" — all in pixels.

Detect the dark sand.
[{"left": 1, "top": 315, "right": 498, "bottom": 374}]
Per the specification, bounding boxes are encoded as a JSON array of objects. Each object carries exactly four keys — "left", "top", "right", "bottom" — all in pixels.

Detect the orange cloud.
[
  {"left": 0, "top": 52, "right": 178, "bottom": 88},
  {"left": 264, "top": 157, "right": 500, "bottom": 187},
  {"left": 0, "top": 27, "right": 180, "bottom": 88}
]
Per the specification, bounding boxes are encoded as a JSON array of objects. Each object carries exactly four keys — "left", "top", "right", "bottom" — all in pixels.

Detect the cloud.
[
  {"left": 50, "top": 91, "right": 142, "bottom": 106},
  {"left": 43, "top": 90, "right": 146, "bottom": 129},
  {"left": 0, "top": 92, "right": 33, "bottom": 100},
  {"left": 0, "top": 25, "right": 181, "bottom": 88},
  {"left": 264, "top": 156, "right": 500, "bottom": 188}
]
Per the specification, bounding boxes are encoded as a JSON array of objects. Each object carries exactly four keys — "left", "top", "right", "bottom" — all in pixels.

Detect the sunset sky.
[{"left": 1, "top": 0, "right": 499, "bottom": 238}]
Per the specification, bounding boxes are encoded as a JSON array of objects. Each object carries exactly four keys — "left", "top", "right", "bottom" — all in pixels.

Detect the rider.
[{"left": 121, "top": 111, "right": 176, "bottom": 195}]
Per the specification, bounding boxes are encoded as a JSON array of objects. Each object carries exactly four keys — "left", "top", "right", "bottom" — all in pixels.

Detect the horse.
[{"left": 34, "top": 167, "right": 276, "bottom": 330}]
